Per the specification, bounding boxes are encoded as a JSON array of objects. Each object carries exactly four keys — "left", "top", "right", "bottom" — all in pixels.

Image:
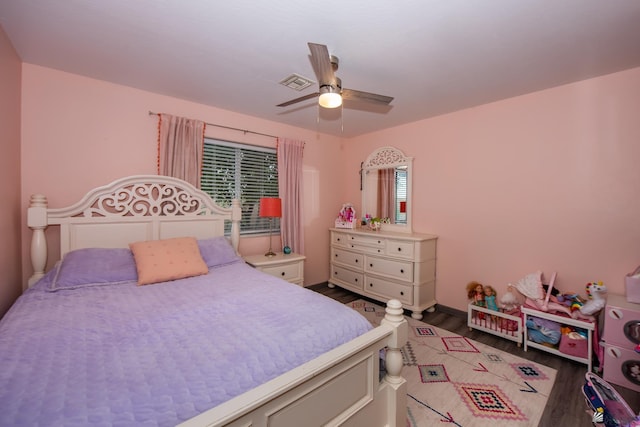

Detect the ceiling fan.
[{"left": 277, "top": 43, "right": 394, "bottom": 109}]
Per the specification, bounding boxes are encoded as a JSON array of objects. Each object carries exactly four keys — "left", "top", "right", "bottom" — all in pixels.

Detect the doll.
[
  {"left": 484, "top": 285, "right": 498, "bottom": 311},
  {"left": 466, "top": 281, "right": 485, "bottom": 307},
  {"left": 500, "top": 284, "right": 519, "bottom": 311}
]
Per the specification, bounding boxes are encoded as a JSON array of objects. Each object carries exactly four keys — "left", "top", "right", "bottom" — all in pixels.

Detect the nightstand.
[{"left": 244, "top": 252, "right": 306, "bottom": 286}]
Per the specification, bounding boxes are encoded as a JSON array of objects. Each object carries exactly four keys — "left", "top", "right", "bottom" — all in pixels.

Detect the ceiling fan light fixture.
[{"left": 318, "top": 85, "right": 342, "bottom": 108}]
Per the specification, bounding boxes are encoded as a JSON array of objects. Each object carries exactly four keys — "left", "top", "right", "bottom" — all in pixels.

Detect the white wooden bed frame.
[{"left": 27, "top": 175, "right": 408, "bottom": 427}]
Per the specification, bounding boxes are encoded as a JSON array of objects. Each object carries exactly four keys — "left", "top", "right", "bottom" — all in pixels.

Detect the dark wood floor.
[{"left": 309, "top": 283, "right": 640, "bottom": 427}]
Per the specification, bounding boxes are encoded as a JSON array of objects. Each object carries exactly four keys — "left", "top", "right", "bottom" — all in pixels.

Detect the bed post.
[
  {"left": 381, "top": 299, "right": 408, "bottom": 426},
  {"left": 230, "top": 199, "right": 241, "bottom": 253},
  {"left": 27, "top": 194, "right": 48, "bottom": 287}
]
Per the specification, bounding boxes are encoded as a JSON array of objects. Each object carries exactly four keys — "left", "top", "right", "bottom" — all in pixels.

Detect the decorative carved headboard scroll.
[{"left": 27, "top": 175, "right": 242, "bottom": 286}]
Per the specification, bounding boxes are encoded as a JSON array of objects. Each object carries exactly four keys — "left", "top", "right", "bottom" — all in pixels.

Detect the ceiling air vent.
[{"left": 279, "top": 74, "right": 314, "bottom": 91}]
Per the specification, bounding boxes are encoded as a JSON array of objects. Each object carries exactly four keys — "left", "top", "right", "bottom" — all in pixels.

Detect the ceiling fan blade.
[
  {"left": 276, "top": 92, "right": 320, "bottom": 107},
  {"left": 308, "top": 42, "right": 336, "bottom": 85},
  {"left": 341, "top": 88, "right": 394, "bottom": 105}
]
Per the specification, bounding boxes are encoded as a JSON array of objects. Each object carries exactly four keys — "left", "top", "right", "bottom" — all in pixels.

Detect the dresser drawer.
[
  {"left": 331, "top": 248, "right": 364, "bottom": 270},
  {"left": 331, "top": 232, "right": 349, "bottom": 248},
  {"left": 260, "top": 263, "right": 302, "bottom": 282},
  {"left": 331, "top": 265, "right": 364, "bottom": 290},
  {"left": 385, "top": 239, "right": 415, "bottom": 259},
  {"left": 364, "top": 255, "right": 414, "bottom": 282},
  {"left": 365, "top": 276, "right": 413, "bottom": 305},
  {"left": 348, "top": 242, "right": 386, "bottom": 256},
  {"left": 346, "top": 234, "right": 385, "bottom": 249}
]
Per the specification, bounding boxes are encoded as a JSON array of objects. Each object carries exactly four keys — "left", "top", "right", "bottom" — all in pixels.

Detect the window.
[
  {"left": 395, "top": 168, "right": 407, "bottom": 224},
  {"left": 200, "top": 138, "right": 279, "bottom": 235}
]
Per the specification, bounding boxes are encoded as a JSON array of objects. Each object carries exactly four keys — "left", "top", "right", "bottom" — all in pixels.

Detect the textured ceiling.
[{"left": 2, "top": 0, "right": 640, "bottom": 137}]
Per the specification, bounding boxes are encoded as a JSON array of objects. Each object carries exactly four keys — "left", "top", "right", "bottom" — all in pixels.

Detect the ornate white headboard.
[{"left": 27, "top": 175, "right": 242, "bottom": 286}]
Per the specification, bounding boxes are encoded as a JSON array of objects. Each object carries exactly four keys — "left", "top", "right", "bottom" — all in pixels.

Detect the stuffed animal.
[
  {"left": 500, "top": 284, "right": 519, "bottom": 311},
  {"left": 574, "top": 282, "right": 607, "bottom": 320},
  {"left": 556, "top": 292, "right": 585, "bottom": 313}
]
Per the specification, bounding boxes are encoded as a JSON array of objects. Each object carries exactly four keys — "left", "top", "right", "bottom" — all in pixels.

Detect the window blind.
[{"left": 201, "top": 139, "right": 279, "bottom": 234}]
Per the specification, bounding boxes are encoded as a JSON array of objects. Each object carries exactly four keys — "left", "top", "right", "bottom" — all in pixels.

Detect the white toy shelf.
[{"left": 522, "top": 306, "right": 596, "bottom": 371}]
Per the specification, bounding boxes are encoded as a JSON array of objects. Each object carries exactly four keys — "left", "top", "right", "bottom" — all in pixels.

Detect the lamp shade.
[
  {"left": 259, "top": 197, "right": 282, "bottom": 218},
  {"left": 318, "top": 92, "right": 342, "bottom": 108},
  {"left": 318, "top": 84, "right": 342, "bottom": 108}
]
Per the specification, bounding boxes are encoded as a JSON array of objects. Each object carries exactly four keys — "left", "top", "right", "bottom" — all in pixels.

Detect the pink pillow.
[{"left": 129, "top": 237, "right": 208, "bottom": 285}]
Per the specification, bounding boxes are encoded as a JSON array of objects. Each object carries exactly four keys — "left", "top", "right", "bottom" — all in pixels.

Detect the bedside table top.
[{"left": 243, "top": 252, "right": 306, "bottom": 267}]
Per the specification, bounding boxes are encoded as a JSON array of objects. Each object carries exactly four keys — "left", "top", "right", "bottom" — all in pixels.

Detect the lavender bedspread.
[{"left": 0, "top": 263, "right": 372, "bottom": 426}]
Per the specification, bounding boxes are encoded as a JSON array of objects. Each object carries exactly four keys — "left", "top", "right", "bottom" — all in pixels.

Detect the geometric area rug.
[{"left": 348, "top": 300, "right": 557, "bottom": 427}]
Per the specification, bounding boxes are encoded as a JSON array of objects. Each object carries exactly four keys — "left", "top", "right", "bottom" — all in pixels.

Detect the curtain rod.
[{"left": 148, "top": 111, "right": 278, "bottom": 139}]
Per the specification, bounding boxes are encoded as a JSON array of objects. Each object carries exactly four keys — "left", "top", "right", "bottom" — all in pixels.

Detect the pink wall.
[
  {"left": 0, "top": 26, "right": 22, "bottom": 318},
  {"left": 20, "top": 64, "right": 348, "bottom": 288},
  {"left": 14, "top": 61, "right": 640, "bottom": 315},
  {"left": 345, "top": 67, "right": 640, "bottom": 312}
]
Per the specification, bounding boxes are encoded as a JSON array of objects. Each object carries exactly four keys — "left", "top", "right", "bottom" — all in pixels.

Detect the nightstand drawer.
[
  {"left": 244, "top": 252, "right": 306, "bottom": 286},
  {"left": 260, "top": 263, "right": 301, "bottom": 282}
]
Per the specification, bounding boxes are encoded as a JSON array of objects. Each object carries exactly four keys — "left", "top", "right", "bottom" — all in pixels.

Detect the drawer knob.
[
  {"left": 377, "top": 240, "right": 381, "bottom": 244},
  {"left": 400, "top": 291, "right": 404, "bottom": 296},
  {"left": 400, "top": 269, "right": 404, "bottom": 273},
  {"left": 369, "top": 263, "right": 373, "bottom": 267},
  {"left": 281, "top": 272, "right": 285, "bottom": 276},
  {"left": 397, "top": 247, "right": 402, "bottom": 252},
  {"left": 369, "top": 283, "right": 373, "bottom": 287},
  {"left": 337, "top": 238, "right": 341, "bottom": 242},
  {"left": 334, "top": 254, "right": 338, "bottom": 257},
  {"left": 355, "top": 278, "right": 358, "bottom": 282},
  {"left": 355, "top": 259, "right": 358, "bottom": 263}
]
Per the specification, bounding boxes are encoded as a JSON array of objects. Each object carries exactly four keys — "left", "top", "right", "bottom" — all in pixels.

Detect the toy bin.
[
  {"left": 625, "top": 265, "right": 640, "bottom": 303},
  {"left": 559, "top": 328, "right": 589, "bottom": 358}
]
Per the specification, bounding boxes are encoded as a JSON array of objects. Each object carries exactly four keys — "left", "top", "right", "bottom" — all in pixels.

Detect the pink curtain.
[
  {"left": 277, "top": 138, "right": 305, "bottom": 255},
  {"left": 377, "top": 168, "right": 395, "bottom": 222},
  {"left": 157, "top": 113, "right": 206, "bottom": 188}
]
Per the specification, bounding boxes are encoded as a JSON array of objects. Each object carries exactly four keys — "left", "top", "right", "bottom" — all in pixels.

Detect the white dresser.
[{"left": 328, "top": 227, "right": 438, "bottom": 319}]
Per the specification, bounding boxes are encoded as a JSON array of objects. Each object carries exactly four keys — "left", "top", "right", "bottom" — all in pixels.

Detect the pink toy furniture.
[{"left": 602, "top": 294, "right": 640, "bottom": 393}]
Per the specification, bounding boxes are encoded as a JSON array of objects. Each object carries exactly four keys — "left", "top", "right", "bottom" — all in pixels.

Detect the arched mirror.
[{"left": 361, "top": 146, "right": 413, "bottom": 233}]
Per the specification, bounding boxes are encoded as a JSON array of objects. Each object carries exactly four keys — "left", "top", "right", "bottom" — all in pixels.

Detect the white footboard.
[{"left": 180, "top": 299, "right": 408, "bottom": 427}]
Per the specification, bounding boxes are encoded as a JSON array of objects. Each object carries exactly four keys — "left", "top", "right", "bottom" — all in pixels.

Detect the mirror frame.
[{"left": 362, "top": 146, "right": 413, "bottom": 233}]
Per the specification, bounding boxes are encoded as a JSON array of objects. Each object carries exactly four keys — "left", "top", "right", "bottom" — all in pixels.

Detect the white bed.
[{"left": 19, "top": 175, "right": 408, "bottom": 427}]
